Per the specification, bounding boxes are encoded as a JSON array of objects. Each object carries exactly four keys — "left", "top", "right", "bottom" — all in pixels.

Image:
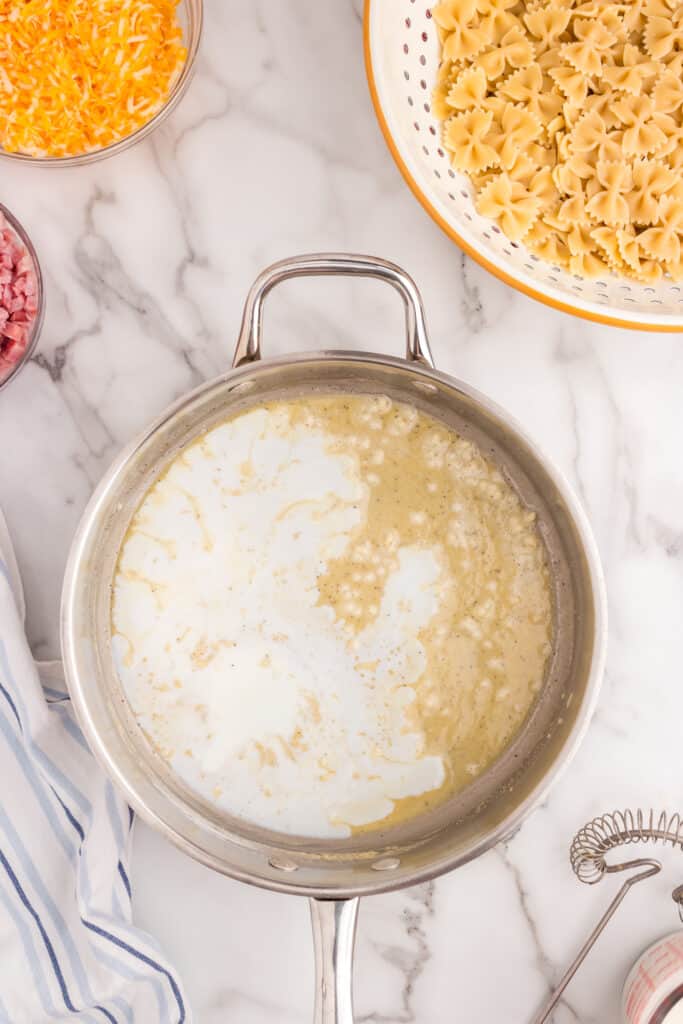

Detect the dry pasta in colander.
[{"left": 432, "top": 0, "right": 683, "bottom": 282}]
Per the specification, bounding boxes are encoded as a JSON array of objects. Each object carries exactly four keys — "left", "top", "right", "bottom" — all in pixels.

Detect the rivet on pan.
[
  {"left": 502, "top": 825, "right": 522, "bottom": 843},
  {"left": 371, "top": 857, "right": 400, "bottom": 871},
  {"left": 268, "top": 855, "right": 299, "bottom": 872},
  {"left": 412, "top": 380, "right": 437, "bottom": 394},
  {"left": 230, "top": 379, "right": 255, "bottom": 393}
]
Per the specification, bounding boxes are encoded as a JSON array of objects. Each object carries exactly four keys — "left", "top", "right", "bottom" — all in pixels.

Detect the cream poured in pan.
[{"left": 111, "top": 395, "right": 553, "bottom": 839}]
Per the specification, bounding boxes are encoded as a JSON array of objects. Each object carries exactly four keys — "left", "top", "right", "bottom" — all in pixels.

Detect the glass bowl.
[
  {"left": 0, "top": 0, "right": 203, "bottom": 168},
  {"left": 0, "top": 204, "right": 45, "bottom": 394}
]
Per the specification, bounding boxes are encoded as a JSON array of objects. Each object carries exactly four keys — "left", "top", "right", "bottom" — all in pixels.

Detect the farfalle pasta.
[{"left": 432, "top": 0, "right": 683, "bottom": 282}]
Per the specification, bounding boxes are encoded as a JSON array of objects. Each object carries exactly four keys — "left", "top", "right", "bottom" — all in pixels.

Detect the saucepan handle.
[
  {"left": 309, "top": 898, "right": 359, "bottom": 1024},
  {"left": 232, "top": 253, "right": 435, "bottom": 369}
]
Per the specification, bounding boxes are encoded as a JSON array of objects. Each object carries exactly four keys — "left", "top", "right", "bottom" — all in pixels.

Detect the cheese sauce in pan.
[{"left": 111, "top": 395, "right": 553, "bottom": 839}]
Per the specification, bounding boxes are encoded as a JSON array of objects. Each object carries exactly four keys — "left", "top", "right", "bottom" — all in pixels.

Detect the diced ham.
[
  {"left": 15, "top": 254, "right": 32, "bottom": 275},
  {"left": 0, "top": 212, "right": 39, "bottom": 380},
  {"left": 2, "top": 335, "right": 27, "bottom": 359},
  {"left": 2, "top": 320, "right": 27, "bottom": 343}
]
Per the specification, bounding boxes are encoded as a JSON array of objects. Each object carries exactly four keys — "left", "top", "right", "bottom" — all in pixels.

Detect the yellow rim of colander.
[{"left": 363, "top": 0, "right": 683, "bottom": 333}]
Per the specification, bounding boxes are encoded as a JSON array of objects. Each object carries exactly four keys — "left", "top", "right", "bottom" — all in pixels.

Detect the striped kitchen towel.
[{"left": 0, "top": 509, "right": 190, "bottom": 1024}]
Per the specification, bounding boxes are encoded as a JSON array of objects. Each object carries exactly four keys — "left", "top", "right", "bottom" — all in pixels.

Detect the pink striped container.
[{"left": 623, "top": 934, "right": 683, "bottom": 1024}]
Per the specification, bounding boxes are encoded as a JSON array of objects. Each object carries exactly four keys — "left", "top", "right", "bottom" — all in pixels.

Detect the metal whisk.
[{"left": 533, "top": 809, "right": 683, "bottom": 1024}]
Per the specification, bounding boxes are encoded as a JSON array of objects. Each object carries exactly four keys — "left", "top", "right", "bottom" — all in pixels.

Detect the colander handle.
[
  {"left": 310, "top": 898, "right": 359, "bottom": 1024},
  {"left": 232, "top": 253, "right": 434, "bottom": 369}
]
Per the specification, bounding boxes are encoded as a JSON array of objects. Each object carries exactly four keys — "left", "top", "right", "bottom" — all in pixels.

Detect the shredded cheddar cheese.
[{"left": 0, "top": 0, "right": 187, "bottom": 158}]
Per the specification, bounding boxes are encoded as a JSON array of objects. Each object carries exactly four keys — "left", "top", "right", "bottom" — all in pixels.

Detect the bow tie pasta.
[{"left": 432, "top": 0, "right": 683, "bottom": 282}]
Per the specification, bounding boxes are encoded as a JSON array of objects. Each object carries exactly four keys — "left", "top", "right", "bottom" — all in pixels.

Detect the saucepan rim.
[{"left": 61, "top": 344, "right": 606, "bottom": 897}]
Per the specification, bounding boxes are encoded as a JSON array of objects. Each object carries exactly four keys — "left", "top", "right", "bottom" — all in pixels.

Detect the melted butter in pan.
[{"left": 111, "top": 395, "right": 553, "bottom": 839}]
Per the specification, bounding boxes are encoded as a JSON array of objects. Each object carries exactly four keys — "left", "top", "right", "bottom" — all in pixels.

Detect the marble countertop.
[{"left": 2, "top": 2, "right": 683, "bottom": 1021}]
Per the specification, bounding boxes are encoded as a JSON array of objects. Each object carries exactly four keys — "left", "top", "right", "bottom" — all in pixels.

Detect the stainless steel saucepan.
[{"left": 61, "top": 253, "right": 607, "bottom": 1022}]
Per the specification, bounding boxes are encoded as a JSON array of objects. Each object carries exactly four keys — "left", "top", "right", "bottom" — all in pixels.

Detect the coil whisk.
[
  {"left": 571, "top": 808, "right": 683, "bottom": 885},
  {"left": 534, "top": 808, "right": 683, "bottom": 1022}
]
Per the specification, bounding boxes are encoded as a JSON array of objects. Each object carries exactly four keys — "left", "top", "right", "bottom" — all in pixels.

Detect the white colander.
[{"left": 364, "top": 0, "right": 683, "bottom": 331}]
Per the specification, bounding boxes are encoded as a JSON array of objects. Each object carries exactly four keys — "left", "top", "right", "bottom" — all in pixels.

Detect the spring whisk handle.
[{"left": 532, "top": 860, "right": 660, "bottom": 1024}]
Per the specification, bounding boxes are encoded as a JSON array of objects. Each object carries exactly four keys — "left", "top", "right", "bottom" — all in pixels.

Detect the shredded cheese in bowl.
[{"left": 0, "top": 0, "right": 189, "bottom": 159}]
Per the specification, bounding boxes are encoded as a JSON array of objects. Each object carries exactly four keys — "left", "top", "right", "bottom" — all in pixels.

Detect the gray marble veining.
[{"left": 1, "top": 2, "right": 682, "bottom": 1021}]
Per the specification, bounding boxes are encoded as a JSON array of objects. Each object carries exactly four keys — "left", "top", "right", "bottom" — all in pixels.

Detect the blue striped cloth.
[{"left": 0, "top": 511, "right": 190, "bottom": 1023}]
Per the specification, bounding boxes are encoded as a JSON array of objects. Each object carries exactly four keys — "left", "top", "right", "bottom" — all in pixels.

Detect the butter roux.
[{"left": 111, "top": 394, "right": 553, "bottom": 839}]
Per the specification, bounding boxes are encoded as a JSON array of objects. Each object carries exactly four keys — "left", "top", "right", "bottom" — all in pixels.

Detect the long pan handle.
[{"left": 309, "top": 898, "right": 359, "bottom": 1024}]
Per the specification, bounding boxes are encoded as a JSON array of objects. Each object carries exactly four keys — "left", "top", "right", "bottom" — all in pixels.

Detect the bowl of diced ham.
[{"left": 0, "top": 205, "right": 43, "bottom": 392}]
